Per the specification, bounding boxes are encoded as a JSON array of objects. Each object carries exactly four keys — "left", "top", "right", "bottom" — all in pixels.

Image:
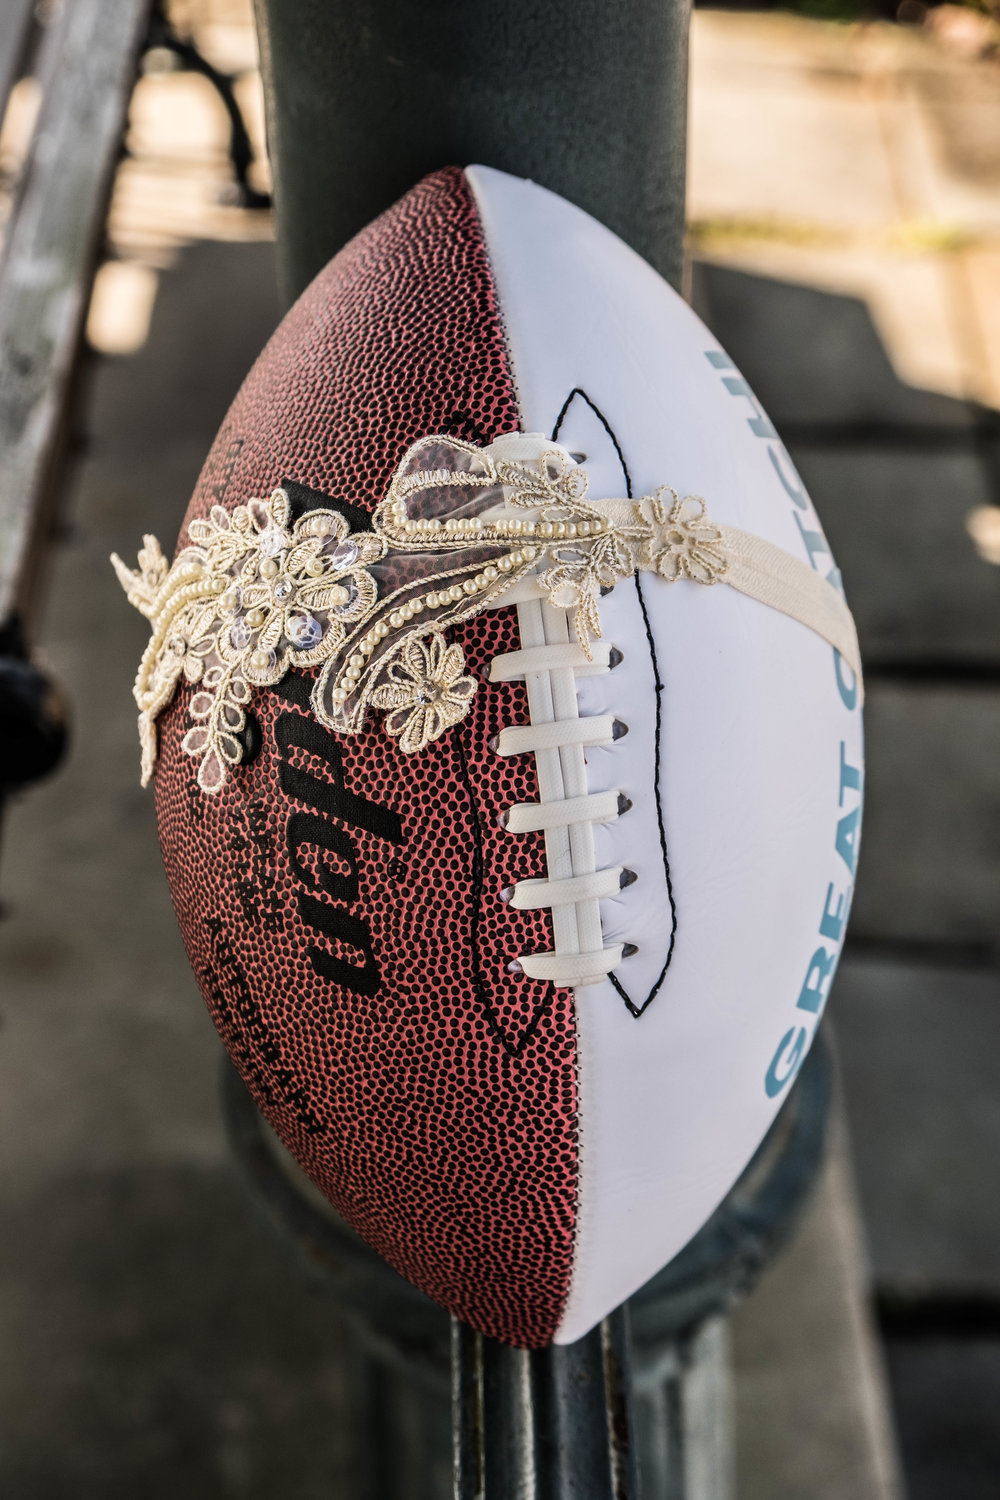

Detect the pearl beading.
[{"left": 114, "top": 430, "right": 859, "bottom": 796}]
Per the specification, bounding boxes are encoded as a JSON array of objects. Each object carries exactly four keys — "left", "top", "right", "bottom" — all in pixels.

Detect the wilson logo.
[{"left": 274, "top": 675, "right": 403, "bottom": 997}]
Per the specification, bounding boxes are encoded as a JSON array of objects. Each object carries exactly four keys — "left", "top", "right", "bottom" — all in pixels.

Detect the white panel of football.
[{"left": 467, "top": 165, "right": 864, "bottom": 1344}]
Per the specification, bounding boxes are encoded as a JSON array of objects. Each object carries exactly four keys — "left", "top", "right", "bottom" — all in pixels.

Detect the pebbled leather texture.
[{"left": 154, "top": 168, "right": 579, "bottom": 1348}]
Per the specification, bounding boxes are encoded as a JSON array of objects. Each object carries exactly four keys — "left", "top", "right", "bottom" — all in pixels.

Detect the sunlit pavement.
[
  {"left": 690, "top": 14, "right": 1000, "bottom": 1500},
  {"left": 0, "top": 4, "right": 997, "bottom": 1496}
]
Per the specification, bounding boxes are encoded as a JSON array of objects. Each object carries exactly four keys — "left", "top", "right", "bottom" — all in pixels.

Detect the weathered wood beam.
[
  {"left": 0, "top": 0, "right": 151, "bottom": 628},
  {"left": 0, "top": 0, "right": 36, "bottom": 122}
]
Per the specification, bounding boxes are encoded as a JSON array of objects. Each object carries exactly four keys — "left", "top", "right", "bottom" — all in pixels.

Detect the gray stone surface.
[
  {"left": 6, "top": 8, "right": 1000, "bottom": 1496},
  {"left": 0, "top": 1164, "right": 359, "bottom": 1499},
  {"left": 691, "top": 263, "right": 1000, "bottom": 670},
  {"left": 0, "top": 230, "right": 908, "bottom": 1500},
  {"left": 731, "top": 1110, "right": 902, "bottom": 1500},
  {"left": 0, "top": 241, "right": 387, "bottom": 1499},
  {"left": 833, "top": 957, "right": 1000, "bottom": 1289},
  {"left": 690, "top": 259, "right": 975, "bottom": 432},
  {"left": 689, "top": 19, "right": 1000, "bottom": 1500},
  {"left": 882, "top": 1338, "right": 1000, "bottom": 1500},
  {"left": 1, "top": 239, "right": 280, "bottom": 1189},
  {"left": 851, "top": 686, "right": 1000, "bottom": 949},
  {"left": 793, "top": 444, "right": 1000, "bottom": 665}
]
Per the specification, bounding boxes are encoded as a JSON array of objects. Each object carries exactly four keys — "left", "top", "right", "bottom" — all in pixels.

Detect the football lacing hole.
[{"left": 486, "top": 570, "right": 633, "bottom": 986}]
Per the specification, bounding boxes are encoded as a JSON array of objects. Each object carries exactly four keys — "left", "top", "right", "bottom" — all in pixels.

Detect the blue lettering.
[
  {"left": 721, "top": 375, "right": 777, "bottom": 439},
  {"left": 707, "top": 350, "right": 865, "bottom": 1098},
  {"left": 792, "top": 511, "right": 830, "bottom": 572},
  {"left": 839, "top": 742, "right": 862, "bottom": 806},
  {"left": 819, "top": 882, "right": 850, "bottom": 943},
  {"left": 834, "top": 651, "right": 859, "bottom": 710},
  {"left": 768, "top": 445, "right": 809, "bottom": 510},
  {"left": 765, "top": 1027, "right": 808, "bottom": 1098},
  {"left": 836, "top": 806, "right": 861, "bottom": 874},
  {"left": 796, "top": 945, "right": 837, "bottom": 1015}
]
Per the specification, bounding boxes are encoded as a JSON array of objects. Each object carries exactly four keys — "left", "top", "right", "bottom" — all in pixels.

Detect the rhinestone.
[
  {"left": 328, "top": 538, "right": 359, "bottom": 570},
  {"left": 258, "top": 525, "right": 286, "bottom": 557},
  {"left": 229, "top": 620, "right": 252, "bottom": 650},
  {"left": 273, "top": 579, "right": 293, "bottom": 600},
  {"left": 287, "top": 613, "right": 323, "bottom": 649}
]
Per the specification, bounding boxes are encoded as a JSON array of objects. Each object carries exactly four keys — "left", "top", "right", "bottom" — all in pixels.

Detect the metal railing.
[{"left": 222, "top": 1034, "right": 831, "bottom": 1497}]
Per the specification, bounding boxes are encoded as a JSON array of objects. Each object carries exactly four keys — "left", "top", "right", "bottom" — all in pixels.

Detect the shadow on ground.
[
  {"left": 0, "top": 239, "right": 997, "bottom": 1498},
  {"left": 693, "top": 258, "right": 1000, "bottom": 1500}
]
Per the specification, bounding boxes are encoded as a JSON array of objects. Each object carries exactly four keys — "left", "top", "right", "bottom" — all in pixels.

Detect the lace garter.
[{"left": 113, "top": 431, "right": 862, "bottom": 795}]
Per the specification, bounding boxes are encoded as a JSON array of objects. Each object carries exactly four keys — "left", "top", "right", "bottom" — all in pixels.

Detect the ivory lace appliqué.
[{"left": 113, "top": 432, "right": 858, "bottom": 794}]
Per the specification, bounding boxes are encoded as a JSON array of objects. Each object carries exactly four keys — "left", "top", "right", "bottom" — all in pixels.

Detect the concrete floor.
[
  {"left": 687, "top": 20, "right": 1000, "bottom": 1493},
  {"left": 2, "top": 6, "right": 999, "bottom": 1497}
]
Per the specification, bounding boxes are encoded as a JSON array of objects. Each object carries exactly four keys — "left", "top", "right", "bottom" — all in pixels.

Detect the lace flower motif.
[
  {"left": 204, "top": 489, "right": 378, "bottom": 685},
  {"left": 369, "top": 632, "right": 477, "bottom": 754},
  {"left": 539, "top": 524, "right": 637, "bottom": 655},
  {"left": 643, "top": 489, "right": 727, "bottom": 585},
  {"left": 112, "top": 487, "right": 382, "bottom": 793},
  {"left": 116, "top": 435, "right": 744, "bottom": 796}
]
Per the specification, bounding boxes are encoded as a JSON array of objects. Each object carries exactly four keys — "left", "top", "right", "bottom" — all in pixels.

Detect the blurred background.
[{"left": 0, "top": 0, "right": 998, "bottom": 1495}]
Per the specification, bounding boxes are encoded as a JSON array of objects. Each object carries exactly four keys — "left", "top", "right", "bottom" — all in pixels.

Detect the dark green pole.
[
  {"left": 252, "top": 0, "right": 691, "bottom": 306},
  {"left": 245, "top": 7, "right": 833, "bottom": 1495}
]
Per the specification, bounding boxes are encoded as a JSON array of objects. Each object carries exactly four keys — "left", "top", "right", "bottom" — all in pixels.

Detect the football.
[{"left": 114, "top": 165, "right": 863, "bottom": 1348}]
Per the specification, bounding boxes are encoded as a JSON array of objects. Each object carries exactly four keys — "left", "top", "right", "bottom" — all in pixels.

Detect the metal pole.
[
  {"left": 244, "top": 7, "right": 835, "bottom": 1496},
  {"left": 222, "top": 1032, "right": 831, "bottom": 1498},
  {"left": 453, "top": 1309, "right": 641, "bottom": 1500},
  {"left": 252, "top": 0, "right": 691, "bottom": 305}
]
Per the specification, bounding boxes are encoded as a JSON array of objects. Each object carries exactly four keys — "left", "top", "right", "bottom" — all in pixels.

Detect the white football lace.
[
  {"left": 115, "top": 426, "right": 861, "bottom": 993},
  {"left": 484, "top": 570, "right": 629, "bottom": 990}
]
